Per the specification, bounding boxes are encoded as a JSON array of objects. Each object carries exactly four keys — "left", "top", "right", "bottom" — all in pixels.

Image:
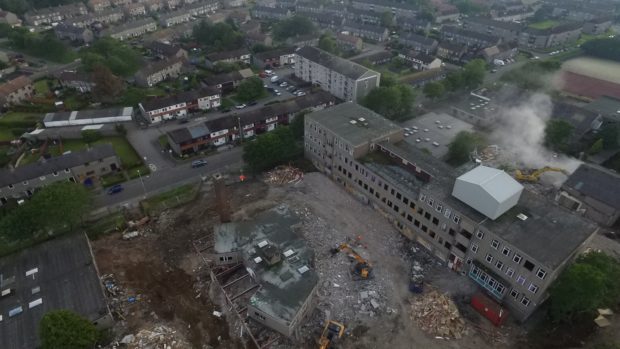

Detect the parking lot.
[
  {"left": 400, "top": 112, "right": 474, "bottom": 158},
  {"left": 258, "top": 67, "right": 310, "bottom": 100}
]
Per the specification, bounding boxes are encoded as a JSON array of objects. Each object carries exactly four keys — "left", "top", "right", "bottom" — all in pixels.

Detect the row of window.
[
  {"left": 3, "top": 169, "right": 70, "bottom": 190},
  {"left": 420, "top": 193, "right": 460, "bottom": 224},
  {"left": 482, "top": 252, "right": 540, "bottom": 295},
  {"left": 481, "top": 236, "right": 547, "bottom": 280}
]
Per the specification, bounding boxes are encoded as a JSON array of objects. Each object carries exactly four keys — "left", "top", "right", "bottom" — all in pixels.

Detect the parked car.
[
  {"left": 296, "top": 91, "right": 306, "bottom": 96},
  {"left": 279, "top": 81, "right": 288, "bottom": 87},
  {"left": 191, "top": 159, "right": 208, "bottom": 168},
  {"left": 235, "top": 104, "right": 246, "bottom": 109},
  {"left": 107, "top": 184, "right": 124, "bottom": 195},
  {"left": 270, "top": 75, "right": 279, "bottom": 82},
  {"left": 265, "top": 69, "right": 274, "bottom": 75}
]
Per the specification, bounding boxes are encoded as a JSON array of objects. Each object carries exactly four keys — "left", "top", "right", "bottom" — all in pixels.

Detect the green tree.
[
  {"left": 362, "top": 84, "right": 415, "bottom": 120},
  {"left": 193, "top": 20, "right": 244, "bottom": 51},
  {"left": 589, "top": 138, "right": 604, "bottom": 155},
  {"left": 461, "top": 59, "right": 486, "bottom": 89},
  {"left": 40, "top": 310, "right": 99, "bottom": 349},
  {"left": 290, "top": 111, "right": 308, "bottom": 139},
  {"left": 91, "top": 64, "right": 124, "bottom": 103},
  {"left": 423, "top": 81, "right": 445, "bottom": 100},
  {"left": 599, "top": 124, "right": 619, "bottom": 149},
  {"left": 544, "top": 120, "right": 574, "bottom": 150},
  {"left": 443, "top": 72, "right": 464, "bottom": 91},
  {"left": 549, "top": 252, "right": 620, "bottom": 322},
  {"left": 273, "top": 16, "right": 315, "bottom": 41},
  {"left": 5, "top": 27, "right": 75, "bottom": 63},
  {"left": 243, "top": 127, "right": 302, "bottom": 173},
  {"left": 81, "top": 130, "right": 102, "bottom": 145},
  {"left": 380, "top": 11, "right": 394, "bottom": 27},
  {"left": 582, "top": 38, "right": 620, "bottom": 62},
  {"left": 236, "top": 76, "right": 265, "bottom": 102},
  {"left": 319, "top": 34, "right": 339, "bottom": 55},
  {"left": 446, "top": 131, "right": 485, "bottom": 166},
  {"left": 380, "top": 71, "right": 397, "bottom": 87},
  {"left": 80, "top": 38, "right": 142, "bottom": 77}
]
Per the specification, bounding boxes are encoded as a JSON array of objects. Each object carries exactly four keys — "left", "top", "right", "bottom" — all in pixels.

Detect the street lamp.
[{"left": 137, "top": 169, "right": 147, "bottom": 199}]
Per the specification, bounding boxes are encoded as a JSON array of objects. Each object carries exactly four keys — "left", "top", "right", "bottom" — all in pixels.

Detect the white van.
[{"left": 270, "top": 75, "right": 279, "bottom": 82}]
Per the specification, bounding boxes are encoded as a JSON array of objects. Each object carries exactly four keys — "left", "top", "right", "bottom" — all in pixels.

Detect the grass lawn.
[
  {"left": 141, "top": 183, "right": 198, "bottom": 214},
  {"left": 63, "top": 136, "right": 142, "bottom": 168},
  {"left": 158, "top": 134, "right": 169, "bottom": 149},
  {"left": 34, "top": 79, "right": 50, "bottom": 95},
  {"left": 0, "top": 127, "right": 15, "bottom": 142},
  {"left": 528, "top": 20, "right": 559, "bottom": 30},
  {"left": 0, "top": 112, "right": 43, "bottom": 127},
  {"left": 127, "top": 164, "right": 151, "bottom": 179},
  {"left": 117, "top": 86, "right": 166, "bottom": 106}
]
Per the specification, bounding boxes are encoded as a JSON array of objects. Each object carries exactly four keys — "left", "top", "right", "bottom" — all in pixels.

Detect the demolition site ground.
[{"left": 92, "top": 172, "right": 522, "bottom": 349}]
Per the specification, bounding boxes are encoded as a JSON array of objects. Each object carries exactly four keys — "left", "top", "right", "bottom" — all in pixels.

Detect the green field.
[
  {"left": 528, "top": 20, "right": 559, "bottom": 30},
  {"left": 33, "top": 79, "right": 50, "bottom": 95}
]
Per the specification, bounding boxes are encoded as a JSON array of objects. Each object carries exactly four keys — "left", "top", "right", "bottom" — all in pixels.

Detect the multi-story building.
[
  {"left": 441, "top": 26, "right": 501, "bottom": 48},
  {"left": 436, "top": 41, "right": 467, "bottom": 62},
  {"left": 54, "top": 24, "right": 94, "bottom": 44},
  {"left": 123, "top": 3, "right": 148, "bottom": 16},
  {"left": 335, "top": 33, "right": 364, "bottom": 52},
  {"left": 463, "top": 17, "right": 523, "bottom": 43},
  {"left": 147, "top": 41, "right": 188, "bottom": 59},
  {"left": 251, "top": 6, "right": 291, "bottom": 20},
  {"left": 350, "top": 0, "right": 417, "bottom": 17},
  {"left": 252, "top": 47, "right": 296, "bottom": 68},
  {"left": 294, "top": 46, "right": 381, "bottom": 102},
  {"left": 297, "top": 11, "right": 345, "bottom": 31},
  {"left": 345, "top": 7, "right": 382, "bottom": 26},
  {"left": 111, "top": 0, "right": 133, "bottom": 5},
  {"left": 65, "top": 8, "right": 125, "bottom": 28},
  {"left": 398, "top": 17, "right": 431, "bottom": 34},
  {"left": 134, "top": 57, "right": 184, "bottom": 87},
  {"left": 0, "top": 144, "right": 119, "bottom": 200},
  {"left": 399, "top": 33, "right": 438, "bottom": 54},
  {"left": 88, "top": 0, "right": 112, "bottom": 12},
  {"left": 57, "top": 71, "right": 95, "bottom": 93},
  {"left": 205, "top": 49, "right": 251, "bottom": 67},
  {"left": 583, "top": 16, "right": 613, "bottom": 35},
  {"left": 397, "top": 51, "right": 442, "bottom": 71},
  {"left": 519, "top": 22, "right": 582, "bottom": 49},
  {"left": 342, "top": 22, "right": 389, "bottom": 42},
  {"left": 167, "top": 91, "right": 335, "bottom": 154},
  {"left": 295, "top": 1, "right": 323, "bottom": 13},
  {"left": 304, "top": 102, "right": 598, "bottom": 321},
  {"left": 24, "top": 3, "right": 89, "bottom": 26},
  {"left": 159, "top": 9, "right": 191, "bottom": 27},
  {"left": 139, "top": 87, "right": 221, "bottom": 123},
  {"left": 187, "top": 0, "right": 220, "bottom": 16},
  {"left": 558, "top": 164, "right": 620, "bottom": 227},
  {"left": 101, "top": 18, "right": 157, "bottom": 40},
  {"left": 0, "top": 10, "right": 21, "bottom": 27},
  {"left": 203, "top": 70, "right": 246, "bottom": 92},
  {"left": 0, "top": 76, "right": 33, "bottom": 107}
]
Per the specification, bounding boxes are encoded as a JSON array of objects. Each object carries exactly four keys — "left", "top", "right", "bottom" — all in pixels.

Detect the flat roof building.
[
  {"left": 43, "top": 107, "right": 133, "bottom": 127},
  {"left": 305, "top": 103, "right": 597, "bottom": 321},
  {"left": 295, "top": 46, "right": 380, "bottom": 102},
  {"left": 0, "top": 234, "right": 112, "bottom": 349}
]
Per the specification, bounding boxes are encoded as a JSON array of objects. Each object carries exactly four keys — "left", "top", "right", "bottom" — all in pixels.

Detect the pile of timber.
[{"left": 410, "top": 290, "right": 467, "bottom": 339}]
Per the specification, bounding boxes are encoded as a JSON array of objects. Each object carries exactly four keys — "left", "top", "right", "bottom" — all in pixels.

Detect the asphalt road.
[{"left": 93, "top": 146, "right": 243, "bottom": 210}]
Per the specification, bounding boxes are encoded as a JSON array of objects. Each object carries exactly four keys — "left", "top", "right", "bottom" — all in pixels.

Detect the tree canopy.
[
  {"left": 3, "top": 25, "right": 75, "bottom": 63},
  {"left": 582, "top": 38, "right": 620, "bottom": 62},
  {"left": 193, "top": 20, "right": 244, "bottom": 51},
  {"left": 439, "top": 59, "right": 486, "bottom": 92},
  {"left": 273, "top": 16, "right": 315, "bottom": 41},
  {"left": 235, "top": 77, "right": 266, "bottom": 102},
  {"left": 0, "top": 182, "right": 93, "bottom": 241},
  {"left": 80, "top": 38, "right": 142, "bottom": 77},
  {"left": 40, "top": 310, "right": 99, "bottom": 349},
  {"left": 446, "top": 131, "right": 485, "bottom": 166},
  {"left": 549, "top": 252, "right": 620, "bottom": 322},
  {"left": 544, "top": 119, "right": 574, "bottom": 150},
  {"left": 380, "top": 11, "right": 394, "bottom": 27},
  {"left": 243, "top": 127, "right": 302, "bottom": 173},
  {"left": 362, "top": 84, "right": 415, "bottom": 120},
  {"left": 91, "top": 64, "right": 124, "bottom": 103},
  {"left": 423, "top": 81, "right": 445, "bottom": 100},
  {"left": 318, "top": 34, "right": 339, "bottom": 55}
]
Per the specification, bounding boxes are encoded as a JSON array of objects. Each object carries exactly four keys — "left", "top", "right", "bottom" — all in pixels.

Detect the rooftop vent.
[
  {"left": 297, "top": 265, "right": 310, "bottom": 274},
  {"left": 253, "top": 256, "right": 263, "bottom": 264},
  {"left": 257, "top": 240, "right": 268, "bottom": 248},
  {"left": 517, "top": 213, "right": 528, "bottom": 221},
  {"left": 358, "top": 117, "right": 366, "bottom": 122},
  {"left": 1, "top": 289, "right": 11, "bottom": 297},
  {"left": 28, "top": 298, "right": 42, "bottom": 309},
  {"left": 25, "top": 268, "right": 38, "bottom": 278},
  {"left": 283, "top": 249, "right": 295, "bottom": 258}
]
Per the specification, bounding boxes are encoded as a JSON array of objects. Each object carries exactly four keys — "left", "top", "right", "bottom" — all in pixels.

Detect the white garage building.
[{"left": 43, "top": 107, "right": 134, "bottom": 128}]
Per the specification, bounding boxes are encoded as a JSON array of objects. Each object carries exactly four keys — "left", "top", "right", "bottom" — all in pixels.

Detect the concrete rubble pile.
[
  {"left": 410, "top": 290, "right": 467, "bottom": 339},
  {"left": 111, "top": 325, "right": 190, "bottom": 349},
  {"left": 265, "top": 165, "right": 303, "bottom": 185}
]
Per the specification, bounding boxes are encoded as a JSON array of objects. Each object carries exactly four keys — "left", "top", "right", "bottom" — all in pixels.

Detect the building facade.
[
  {"left": 294, "top": 46, "right": 380, "bottom": 102},
  {"left": 0, "top": 76, "right": 34, "bottom": 106},
  {"left": 134, "top": 57, "right": 184, "bottom": 87},
  {"left": 304, "top": 103, "right": 597, "bottom": 321},
  {"left": 101, "top": 18, "right": 157, "bottom": 40},
  {"left": 139, "top": 87, "right": 221, "bottom": 123}
]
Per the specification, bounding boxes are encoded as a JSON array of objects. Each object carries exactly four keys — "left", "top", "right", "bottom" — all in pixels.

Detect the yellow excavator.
[
  {"left": 514, "top": 166, "right": 569, "bottom": 182},
  {"left": 331, "top": 243, "right": 373, "bottom": 280},
  {"left": 318, "top": 320, "right": 345, "bottom": 349}
]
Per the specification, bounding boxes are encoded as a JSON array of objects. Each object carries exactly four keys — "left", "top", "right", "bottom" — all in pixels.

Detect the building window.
[
  {"left": 444, "top": 241, "right": 451, "bottom": 249},
  {"left": 427, "top": 198, "right": 433, "bottom": 206},
  {"left": 414, "top": 219, "right": 420, "bottom": 227},
  {"left": 390, "top": 188, "right": 395, "bottom": 195},
  {"left": 536, "top": 268, "right": 547, "bottom": 280},
  {"left": 396, "top": 192, "right": 401, "bottom": 199},
  {"left": 453, "top": 215, "right": 460, "bottom": 224},
  {"left": 516, "top": 275, "right": 526, "bottom": 285},
  {"left": 409, "top": 202, "right": 415, "bottom": 209},
  {"left": 421, "top": 225, "right": 428, "bottom": 232},
  {"left": 513, "top": 254, "right": 522, "bottom": 264},
  {"left": 444, "top": 208, "right": 451, "bottom": 218},
  {"left": 521, "top": 297, "right": 530, "bottom": 307},
  {"left": 22, "top": 181, "right": 28, "bottom": 185},
  {"left": 8, "top": 184, "right": 13, "bottom": 189},
  {"left": 528, "top": 283, "right": 539, "bottom": 294},
  {"left": 424, "top": 212, "right": 431, "bottom": 220},
  {"left": 52, "top": 171, "right": 58, "bottom": 176},
  {"left": 403, "top": 197, "right": 409, "bottom": 204},
  {"left": 471, "top": 243, "right": 478, "bottom": 253},
  {"left": 466, "top": 258, "right": 472, "bottom": 264},
  {"left": 407, "top": 214, "right": 413, "bottom": 222},
  {"left": 491, "top": 239, "right": 499, "bottom": 249},
  {"left": 429, "top": 231, "right": 436, "bottom": 238},
  {"left": 64, "top": 168, "right": 70, "bottom": 173},
  {"left": 435, "top": 204, "right": 442, "bottom": 212},
  {"left": 419, "top": 194, "right": 426, "bottom": 202},
  {"left": 506, "top": 268, "right": 515, "bottom": 277},
  {"left": 524, "top": 260, "right": 535, "bottom": 271},
  {"left": 495, "top": 260, "right": 504, "bottom": 271},
  {"left": 510, "top": 289, "right": 519, "bottom": 299},
  {"left": 502, "top": 247, "right": 511, "bottom": 256},
  {"left": 432, "top": 217, "right": 439, "bottom": 225},
  {"left": 485, "top": 253, "right": 493, "bottom": 263}
]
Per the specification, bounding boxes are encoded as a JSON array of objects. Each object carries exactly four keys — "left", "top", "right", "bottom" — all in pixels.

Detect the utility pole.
[{"left": 137, "top": 169, "right": 147, "bottom": 199}]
